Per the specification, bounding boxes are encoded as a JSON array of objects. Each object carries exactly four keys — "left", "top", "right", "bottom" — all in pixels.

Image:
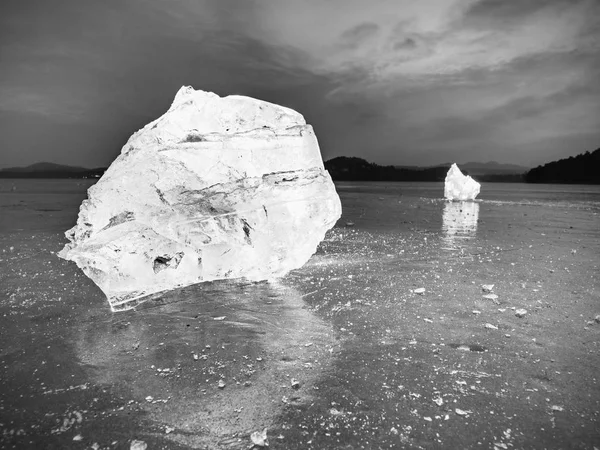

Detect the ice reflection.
[
  {"left": 74, "top": 279, "right": 334, "bottom": 448},
  {"left": 442, "top": 201, "right": 479, "bottom": 246}
]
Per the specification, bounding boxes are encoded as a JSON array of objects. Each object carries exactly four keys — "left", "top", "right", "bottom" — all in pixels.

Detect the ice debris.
[
  {"left": 130, "top": 441, "right": 147, "bottom": 450},
  {"left": 250, "top": 428, "right": 268, "bottom": 447},
  {"left": 483, "top": 293, "right": 499, "bottom": 304},
  {"left": 515, "top": 309, "right": 528, "bottom": 318},
  {"left": 444, "top": 163, "right": 481, "bottom": 201},
  {"left": 58, "top": 86, "right": 342, "bottom": 311}
]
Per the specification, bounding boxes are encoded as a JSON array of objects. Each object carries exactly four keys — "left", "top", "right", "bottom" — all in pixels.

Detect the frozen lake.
[{"left": 1, "top": 179, "right": 599, "bottom": 449}]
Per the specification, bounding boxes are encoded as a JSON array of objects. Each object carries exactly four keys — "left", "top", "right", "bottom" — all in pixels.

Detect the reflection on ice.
[
  {"left": 74, "top": 279, "right": 334, "bottom": 448},
  {"left": 442, "top": 201, "right": 479, "bottom": 245}
]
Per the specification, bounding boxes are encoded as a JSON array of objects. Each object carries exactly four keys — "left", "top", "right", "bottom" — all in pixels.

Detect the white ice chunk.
[
  {"left": 58, "top": 86, "right": 342, "bottom": 311},
  {"left": 444, "top": 163, "right": 481, "bottom": 201}
]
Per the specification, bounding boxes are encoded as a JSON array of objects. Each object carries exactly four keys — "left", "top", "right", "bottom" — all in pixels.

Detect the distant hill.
[
  {"left": 525, "top": 148, "right": 600, "bottom": 184},
  {"left": 325, "top": 157, "right": 525, "bottom": 182},
  {"left": 399, "top": 161, "right": 528, "bottom": 175},
  {"left": 444, "top": 162, "right": 528, "bottom": 176},
  {"left": 0, "top": 162, "right": 106, "bottom": 178},
  {"left": 325, "top": 157, "right": 449, "bottom": 182},
  {"left": 1, "top": 162, "right": 90, "bottom": 173}
]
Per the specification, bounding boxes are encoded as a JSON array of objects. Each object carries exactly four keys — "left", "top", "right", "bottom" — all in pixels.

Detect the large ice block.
[
  {"left": 58, "top": 86, "right": 342, "bottom": 311},
  {"left": 444, "top": 163, "right": 481, "bottom": 201}
]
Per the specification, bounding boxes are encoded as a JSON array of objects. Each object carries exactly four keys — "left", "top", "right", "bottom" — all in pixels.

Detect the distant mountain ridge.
[
  {"left": 398, "top": 161, "right": 528, "bottom": 173},
  {"left": 0, "top": 162, "right": 106, "bottom": 178},
  {"left": 1, "top": 162, "right": 90, "bottom": 173},
  {"left": 438, "top": 162, "right": 528, "bottom": 175},
  {"left": 326, "top": 156, "right": 449, "bottom": 182},
  {"left": 326, "top": 157, "right": 525, "bottom": 182}
]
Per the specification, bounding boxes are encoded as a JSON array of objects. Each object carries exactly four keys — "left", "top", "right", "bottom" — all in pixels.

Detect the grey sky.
[{"left": 1, "top": 0, "right": 599, "bottom": 168}]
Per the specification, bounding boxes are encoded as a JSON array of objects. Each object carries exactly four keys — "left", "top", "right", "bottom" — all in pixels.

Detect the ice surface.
[
  {"left": 58, "top": 86, "right": 342, "bottom": 311},
  {"left": 2, "top": 179, "right": 600, "bottom": 448},
  {"left": 444, "top": 163, "right": 481, "bottom": 201}
]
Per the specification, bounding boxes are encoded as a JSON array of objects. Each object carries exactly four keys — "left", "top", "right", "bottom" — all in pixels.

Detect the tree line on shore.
[{"left": 524, "top": 148, "right": 599, "bottom": 184}]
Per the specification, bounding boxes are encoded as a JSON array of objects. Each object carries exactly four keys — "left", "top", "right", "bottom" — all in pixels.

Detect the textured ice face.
[
  {"left": 58, "top": 86, "right": 342, "bottom": 311},
  {"left": 444, "top": 163, "right": 481, "bottom": 201}
]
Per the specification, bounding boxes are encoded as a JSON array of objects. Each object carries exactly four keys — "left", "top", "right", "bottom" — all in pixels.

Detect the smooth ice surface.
[
  {"left": 2, "top": 180, "right": 600, "bottom": 449},
  {"left": 58, "top": 86, "right": 341, "bottom": 311},
  {"left": 444, "top": 163, "right": 481, "bottom": 200}
]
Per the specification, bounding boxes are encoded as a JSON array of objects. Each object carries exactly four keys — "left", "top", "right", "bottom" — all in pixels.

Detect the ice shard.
[
  {"left": 58, "top": 86, "right": 342, "bottom": 311},
  {"left": 444, "top": 163, "right": 481, "bottom": 201}
]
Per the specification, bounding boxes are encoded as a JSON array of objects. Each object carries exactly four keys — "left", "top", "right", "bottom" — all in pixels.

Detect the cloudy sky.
[{"left": 1, "top": 0, "right": 599, "bottom": 169}]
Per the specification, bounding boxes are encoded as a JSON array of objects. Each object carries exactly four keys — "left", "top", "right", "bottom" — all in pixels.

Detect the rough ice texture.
[
  {"left": 444, "top": 163, "right": 481, "bottom": 201},
  {"left": 58, "top": 86, "right": 342, "bottom": 311}
]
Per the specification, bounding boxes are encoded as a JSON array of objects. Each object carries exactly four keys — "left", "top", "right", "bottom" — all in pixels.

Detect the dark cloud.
[
  {"left": 399, "top": 79, "right": 600, "bottom": 165},
  {"left": 338, "top": 22, "right": 380, "bottom": 49},
  {"left": 466, "top": 0, "right": 572, "bottom": 20},
  {"left": 0, "top": 0, "right": 598, "bottom": 168},
  {"left": 393, "top": 37, "right": 418, "bottom": 51},
  {"left": 0, "top": 0, "right": 338, "bottom": 166},
  {"left": 389, "top": 20, "right": 426, "bottom": 52},
  {"left": 463, "top": 0, "right": 600, "bottom": 40}
]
